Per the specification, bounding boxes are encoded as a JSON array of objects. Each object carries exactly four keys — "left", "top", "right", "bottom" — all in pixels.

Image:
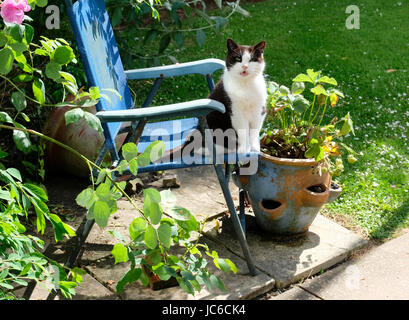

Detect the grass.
[{"left": 122, "top": 0, "right": 409, "bottom": 240}]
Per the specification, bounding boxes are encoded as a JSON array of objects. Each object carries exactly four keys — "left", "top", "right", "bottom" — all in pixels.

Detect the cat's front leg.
[
  {"left": 231, "top": 114, "right": 250, "bottom": 154},
  {"left": 249, "top": 128, "right": 261, "bottom": 153},
  {"left": 249, "top": 112, "right": 265, "bottom": 152}
]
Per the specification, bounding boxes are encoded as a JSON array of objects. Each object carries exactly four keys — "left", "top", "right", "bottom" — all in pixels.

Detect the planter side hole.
[
  {"left": 307, "top": 184, "right": 327, "bottom": 193},
  {"left": 261, "top": 199, "right": 282, "bottom": 210}
]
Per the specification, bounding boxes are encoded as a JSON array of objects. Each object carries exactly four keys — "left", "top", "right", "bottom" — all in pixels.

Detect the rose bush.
[{"left": 0, "top": 0, "right": 30, "bottom": 25}]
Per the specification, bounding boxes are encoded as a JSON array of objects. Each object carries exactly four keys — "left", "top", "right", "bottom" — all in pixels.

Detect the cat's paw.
[
  {"left": 237, "top": 145, "right": 248, "bottom": 155},
  {"left": 250, "top": 144, "right": 260, "bottom": 153}
]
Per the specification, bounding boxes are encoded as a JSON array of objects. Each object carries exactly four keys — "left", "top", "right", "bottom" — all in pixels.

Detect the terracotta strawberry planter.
[{"left": 234, "top": 152, "right": 339, "bottom": 235}]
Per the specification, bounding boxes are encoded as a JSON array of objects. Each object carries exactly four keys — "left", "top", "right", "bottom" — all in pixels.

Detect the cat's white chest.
[{"left": 224, "top": 73, "right": 266, "bottom": 116}]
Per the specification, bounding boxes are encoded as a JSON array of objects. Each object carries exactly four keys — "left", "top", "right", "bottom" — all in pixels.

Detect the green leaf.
[
  {"left": 65, "top": 108, "right": 84, "bottom": 125},
  {"left": 31, "top": 197, "right": 47, "bottom": 234},
  {"left": 152, "top": 264, "right": 171, "bottom": 281},
  {"left": 112, "top": 243, "right": 129, "bottom": 264},
  {"left": 317, "top": 76, "right": 338, "bottom": 86},
  {"left": 279, "top": 85, "right": 290, "bottom": 96},
  {"left": 13, "top": 74, "right": 33, "bottom": 82},
  {"left": 36, "top": 0, "right": 48, "bottom": 7},
  {"left": 292, "top": 73, "right": 313, "bottom": 83},
  {"left": 84, "top": 112, "right": 103, "bottom": 133},
  {"left": 45, "top": 61, "right": 62, "bottom": 81},
  {"left": 76, "top": 188, "right": 95, "bottom": 208},
  {"left": 91, "top": 200, "right": 111, "bottom": 228},
  {"left": 0, "top": 112, "right": 13, "bottom": 124},
  {"left": 10, "top": 24, "right": 25, "bottom": 42},
  {"left": 146, "top": 201, "right": 162, "bottom": 225},
  {"left": 144, "top": 29, "right": 158, "bottom": 45},
  {"left": 96, "top": 169, "right": 107, "bottom": 185},
  {"left": 13, "top": 128, "right": 32, "bottom": 154},
  {"left": 129, "top": 217, "right": 147, "bottom": 241},
  {"left": 6, "top": 168, "right": 22, "bottom": 182},
  {"left": 144, "top": 225, "right": 158, "bottom": 249},
  {"left": 213, "top": 16, "right": 227, "bottom": 30},
  {"left": 310, "top": 84, "right": 328, "bottom": 96},
  {"left": 88, "top": 86, "right": 101, "bottom": 100},
  {"left": 138, "top": 140, "right": 166, "bottom": 166},
  {"left": 116, "top": 268, "right": 141, "bottom": 293},
  {"left": 128, "top": 158, "right": 138, "bottom": 175},
  {"left": 305, "top": 143, "right": 325, "bottom": 162},
  {"left": 10, "top": 42, "right": 28, "bottom": 53},
  {"left": 292, "top": 96, "right": 309, "bottom": 114},
  {"left": 291, "top": 81, "right": 305, "bottom": 95},
  {"left": 49, "top": 213, "right": 75, "bottom": 241},
  {"left": 52, "top": 46, "right": 74, "bottom": 65},
  {"left": 174, "top": 32, "right": 184, "bottom": 48},
  {"left": 341, "top": 112, "right": 354, "bottom": 136},
  {"left": 139, "top": 271, "right": 149, "bottom": 287},
  {"left": 305, "top": 143, "right": 320, "bottom": 159},
  {"left": 177, "top": 277, "right": 194, "bottom": 295},
  {"left": 158, "top": 34, "right": 171, "bottom": 53},
  {"left": 32, "top": 78, "right": 45, "bottom": 104},
  {"left": 23, "top": 183, "right": 48, "bottom": 201},
  {"left": 167, "top": 206, "right": 192, "bottom": 221},
  {"left": 11, "top": 91, "right": 27, "bottom": 112},
  {"left": 0, "top": 190, "right": 11, "bottom": 201},
  {"left": 215, "top": 258, "right": 232, "bottom": 273},
  {"left": 0, "top": 47, "right": 14, "bottom": 75},
  {"left": 122, "top": 143, "right": 138, "bottom": 162},
  {"left": 196, "top": 29, "right": 206, "bottom": 47},
  {"left": 24, "top": 25, "right": 34, "bottom": 43},
  {"left": 209, "top": 274, "right": 225, "bottom": 291},
  {"left": 143, "top": 188, "right": 161, "bottom": 203},
  {"left": 95, "top": 183, "right": 110, "bottom": 199},
  {"left": 111, "top": 7, "right": 123, "bottom": 27},
  {"left": 59, "top": 71, "right": 76, "bottom": 84},
  {"left": 157, "top": 222, "right": 171, "bottom": 248},
  {"left": 306, "top": 69, "right": 319, "bottom": 83},
  {"left": 0, "top": 32, "right": 7, "bottom": 47}
]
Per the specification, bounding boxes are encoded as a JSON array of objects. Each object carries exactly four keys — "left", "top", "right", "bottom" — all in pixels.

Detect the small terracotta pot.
[
  {"left": 141, "top": 265, "right": 179, "bottom": 291},
  {"left": 234, "top": 152, "right": 332, "bottom": 235},
  {"left": 43, "top": 104, "right": 127, "bottom": 177}
]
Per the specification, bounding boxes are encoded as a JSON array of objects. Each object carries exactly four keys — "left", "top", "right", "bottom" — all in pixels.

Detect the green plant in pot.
[{"left": 237, "top": 69, "right": 358, "bottom": 235}]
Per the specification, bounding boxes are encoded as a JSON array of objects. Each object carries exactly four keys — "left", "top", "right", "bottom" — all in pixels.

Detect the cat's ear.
[
  {"left": 227, "top": 38, "right": 239, "bottom": 52},
  {"left": 254, "top": 41, "right": 266, "bottom": 53}
]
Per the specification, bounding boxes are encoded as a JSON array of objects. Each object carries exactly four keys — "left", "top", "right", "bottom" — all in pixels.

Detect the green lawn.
[{"left": 123, "top": 0, "right": 409, "bottom": 240}]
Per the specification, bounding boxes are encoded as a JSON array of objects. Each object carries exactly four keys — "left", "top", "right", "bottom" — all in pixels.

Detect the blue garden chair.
[{"left": 64, "top": 0, "right": 257, "bottom": 276}]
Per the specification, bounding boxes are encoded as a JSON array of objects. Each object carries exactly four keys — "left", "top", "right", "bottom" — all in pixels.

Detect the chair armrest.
[
  {"left": 125, "top": 58, "right": 225, "bottom": 80},
  {"left": 96, "top": 99, "right": 225, "bottom": 122}
]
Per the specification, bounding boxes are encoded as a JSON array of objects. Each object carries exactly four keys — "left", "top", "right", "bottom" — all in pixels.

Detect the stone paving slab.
[
  {"left": 147, "top": 166, "right": 239, "bottom": 221},
  {"left": 297, "top": 232, "right": 409, "bottom": 300},
  {"left": 82, "top": 165, "right": 238, "bottom": 262},
  {"left": 206, "top": 213, "right": 368, "bottom": 289},
  {"left": 85, "top": 236, "right": 275, "bottom": 300},
  {"left": 269, "top": 286, "right": 320, "bottom": 300}
]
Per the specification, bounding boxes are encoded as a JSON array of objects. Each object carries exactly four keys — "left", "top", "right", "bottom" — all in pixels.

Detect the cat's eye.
[
  {"left": 234, "top": 56, "right": 242, "bottom": 62},
  {"left": 250, "top": 56, "right": 259, "bottom": 62}
]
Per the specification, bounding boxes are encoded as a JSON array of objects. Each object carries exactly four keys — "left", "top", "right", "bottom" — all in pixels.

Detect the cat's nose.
[{"left": 242, "top": 65, "right": 248, "bottom": 70}]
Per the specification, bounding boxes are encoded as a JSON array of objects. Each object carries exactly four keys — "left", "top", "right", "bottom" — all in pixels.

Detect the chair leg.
[
  {"left": 239, "top": 189, "right": 246, "bottom": 232},
  {"left": 213, "top": 164, "right": 257, "bottom": 276},
  {"left": 46, "top": 218, "right": 95, "bottom": 300},
  {"left": 65, "top": 218, "right": 96, "bottom": 269}
]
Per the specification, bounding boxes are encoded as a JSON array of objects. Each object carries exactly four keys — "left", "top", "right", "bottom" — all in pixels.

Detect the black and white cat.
[{"left": 206, "top": 38, "right": 267, "bottom": 154}]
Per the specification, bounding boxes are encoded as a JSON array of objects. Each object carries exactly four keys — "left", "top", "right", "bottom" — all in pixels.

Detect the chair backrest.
[{"left": 65, "top": 0, "right": 133, "bottom": 147}]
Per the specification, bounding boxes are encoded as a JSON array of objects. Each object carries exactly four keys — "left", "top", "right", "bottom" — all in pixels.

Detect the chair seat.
[{"left": 137, "top": 117, "right": 199, "bottom": 154}]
